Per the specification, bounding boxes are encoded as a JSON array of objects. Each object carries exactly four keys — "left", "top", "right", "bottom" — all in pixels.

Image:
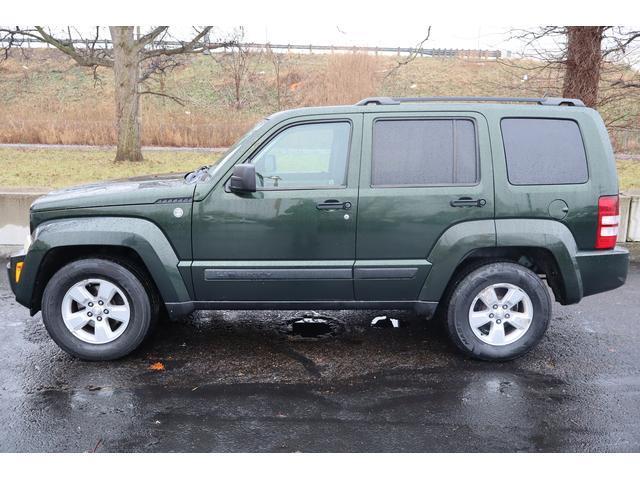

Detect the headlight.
[
  {"left": 23, "top": 232, "right": 33, "bottom": 252},
  {"left": 23, "top": 227, "right": 38, "bottom": 252}
]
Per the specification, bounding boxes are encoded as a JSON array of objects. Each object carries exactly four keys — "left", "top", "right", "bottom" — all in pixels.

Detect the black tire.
[
  {"left": 41, "top": 258, "right": 154, "bottom": 361},
  {"left": 445, "top": 262, "right": 551, "bottom": 361}
]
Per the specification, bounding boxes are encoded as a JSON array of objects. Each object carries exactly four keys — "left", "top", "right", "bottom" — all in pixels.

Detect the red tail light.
[{"left": 595, "top": 195, "right": 620, "bottom": 249}]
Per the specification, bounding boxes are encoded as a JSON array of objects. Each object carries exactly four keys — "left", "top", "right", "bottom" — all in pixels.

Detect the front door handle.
[
  {"left": 450, "top": 197, "right": 487, "bottom": 208},
  {"left": 316, "top": 199, "right": 352, "bottom": 211}
]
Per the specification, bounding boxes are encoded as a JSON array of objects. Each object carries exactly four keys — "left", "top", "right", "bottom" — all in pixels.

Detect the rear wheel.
[
  {"left": 446, "top": 262, "right": 551, "bottom": 361},
  {"left": 42, "top": 258, "right": 154, "bottom": 360}
]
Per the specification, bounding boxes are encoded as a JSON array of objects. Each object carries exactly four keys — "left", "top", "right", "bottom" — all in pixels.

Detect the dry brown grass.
[
  {"left": 139, "top": 110, "right": 259, "bottom": 147},
  {"left": 0, "top": 99, "right": 260, "bottom": 147},
  {"left": 298, "top": 53, "right": 380, "bottom": 106}
]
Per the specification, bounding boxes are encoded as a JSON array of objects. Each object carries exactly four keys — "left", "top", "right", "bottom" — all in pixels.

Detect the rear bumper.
[{"left": 576, "top": 246, "right": 629, "bottom": 298}]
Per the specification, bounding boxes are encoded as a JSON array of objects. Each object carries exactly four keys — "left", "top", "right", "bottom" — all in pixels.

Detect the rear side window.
[
  {"left": 501, "top": 118, "right": 588, "bottom": 185},
  {"left": 371, "top": 119, "right": 478, "bottom": 186}
]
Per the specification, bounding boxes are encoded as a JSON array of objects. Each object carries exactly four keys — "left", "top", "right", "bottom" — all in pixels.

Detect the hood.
[{"left": 31, "top": 172, "right": 197, "bottom": 212}]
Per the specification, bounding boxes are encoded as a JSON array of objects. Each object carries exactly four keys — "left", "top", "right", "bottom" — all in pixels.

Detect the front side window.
[
  {"left": 501, "top": 118, "right": 588, "bottom": 185},
  {"left": 250, "top": 122, "right": 351, "bottom": 189},
  {"left": 371, "top": 118, "right": 478, "bottom": 186}
]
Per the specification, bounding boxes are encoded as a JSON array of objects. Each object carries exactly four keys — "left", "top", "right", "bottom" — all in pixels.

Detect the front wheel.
[
  {"left": 42, "top": 258, "right": 154, "bottom": 361},
  {"left": 446, "top": 262, "right": 551, "bottom": 361}
]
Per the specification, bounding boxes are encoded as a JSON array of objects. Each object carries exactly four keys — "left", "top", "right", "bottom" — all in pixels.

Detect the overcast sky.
[{"left": 6, "top": 0, "right": 638, "bottom": 55}]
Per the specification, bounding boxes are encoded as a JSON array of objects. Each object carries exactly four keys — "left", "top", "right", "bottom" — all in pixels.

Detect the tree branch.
[
  {"left": 135, "top": 26, "right": 169, "bottom": 48},
  {"left": 0, "top": 26, "right": 114, "bottom": 67},
  {"left": 384, "top": 27, "right": 432, "bottom": 79},
  {"left": 33, "top": 26, "right": 113, "bottom": 67},
  {"left": 139, "top": 89, "right": 185, "bottom": 106},
  {"left": 611, "top": 79, "right": 640, "bottom": 89},
  {"left": 141, "top": 26, "right": 218, "bottom": 59}
]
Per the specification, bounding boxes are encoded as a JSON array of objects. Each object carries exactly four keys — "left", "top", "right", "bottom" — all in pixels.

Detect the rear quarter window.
[{"left": 501, "top": 118, "right": 588, "bottom": 185}]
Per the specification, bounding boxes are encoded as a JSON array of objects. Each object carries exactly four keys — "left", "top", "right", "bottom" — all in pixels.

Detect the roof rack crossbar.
[{"left": 355, "top": 96, "right": 585, "bottom": 107}]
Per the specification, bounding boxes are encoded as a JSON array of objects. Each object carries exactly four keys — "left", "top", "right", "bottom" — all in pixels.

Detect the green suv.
[{"left": 7, "top": 96, "right": 629, "bottom": 361}]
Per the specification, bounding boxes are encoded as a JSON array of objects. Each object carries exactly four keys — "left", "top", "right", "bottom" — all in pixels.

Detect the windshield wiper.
[{"left": 184, "top": 165, "right": 210, "bottom": 184}]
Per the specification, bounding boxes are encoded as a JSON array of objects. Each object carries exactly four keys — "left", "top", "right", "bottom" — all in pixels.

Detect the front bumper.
[
  {"left": 7, "top": 250, "right": 26, "bottom": 298},
  {"left": 576, "top": 246, "right": 629, "bottom": 298}
]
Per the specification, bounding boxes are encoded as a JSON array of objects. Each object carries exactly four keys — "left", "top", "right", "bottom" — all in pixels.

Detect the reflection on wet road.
[{"left": 1, "top": 265, "right": 639, "bottom": 452}]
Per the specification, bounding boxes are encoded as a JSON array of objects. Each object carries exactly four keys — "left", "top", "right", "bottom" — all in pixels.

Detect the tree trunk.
[
  {"left": 234, "top": 72, "right": 242, "bottom": 110},
  {"left": 110, "top": 26, "right": 144, "bottom": 162},
  {"left": 563, "top": 26, "right": 605, "bottom": 108}
]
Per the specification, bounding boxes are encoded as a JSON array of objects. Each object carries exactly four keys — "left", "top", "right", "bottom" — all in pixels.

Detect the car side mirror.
[{"left": 229, "top": 164, "right": 257, "bottom": 193}]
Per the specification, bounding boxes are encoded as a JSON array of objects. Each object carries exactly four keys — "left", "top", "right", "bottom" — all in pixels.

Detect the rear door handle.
[
  {"left": 316, "top": 199, "right": 352, "bottom": 211},
  {"left": 450, "top": 197, "right": 487, "bottom": 208}
]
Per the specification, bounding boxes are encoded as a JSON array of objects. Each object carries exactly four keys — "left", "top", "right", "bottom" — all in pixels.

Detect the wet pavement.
[{"left": 1, "top": 265, "right": 639, "bottom": 452}]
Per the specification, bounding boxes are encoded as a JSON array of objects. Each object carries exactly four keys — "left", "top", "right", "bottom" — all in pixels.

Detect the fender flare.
[
  {"left": 418, "top": 220, "right": 496, "bottom": 302},
  {"left": 493, "top": 218, "right": 582, "bottom": 304},
  {"left": 17, "top": 216, "right": 191, "bottom": 308},
  {"left": 418, "top": 218, "right": 582, "bottom": 304}
]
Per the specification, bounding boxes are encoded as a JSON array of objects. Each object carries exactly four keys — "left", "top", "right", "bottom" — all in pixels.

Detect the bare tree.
[
  {"left": 212, "top": 27, "right": 255, "bottom": 110},
  {"left": 266, "top": 44, "right": 289, "bottom": 110},
  {"left": 0, "top": 26, "right": 232, "bottom": 162}
]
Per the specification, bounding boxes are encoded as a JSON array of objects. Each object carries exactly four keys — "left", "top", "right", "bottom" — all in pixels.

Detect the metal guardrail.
[
  {"left": 240, "top": 43, "right": 502, "bottom": 58},
  {"left": 1, "top": 37, "right": 502, "bottom": 59}
]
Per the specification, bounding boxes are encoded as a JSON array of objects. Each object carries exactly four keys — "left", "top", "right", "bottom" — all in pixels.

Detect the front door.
[
  {"left": 192, "top": 115, "right": 363, "bottom": 303},
  {"left": 355, "top": 111, "right": 495, "bottom": 300}
]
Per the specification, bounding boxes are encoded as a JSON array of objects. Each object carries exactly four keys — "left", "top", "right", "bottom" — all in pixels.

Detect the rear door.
[{"left": 355, "top": 111, "right": 495, "bottom": 300}]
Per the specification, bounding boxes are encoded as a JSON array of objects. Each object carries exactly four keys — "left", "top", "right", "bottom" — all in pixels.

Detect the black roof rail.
[{"left": 355, "top": 96, "right": 585, "bottom": 107}]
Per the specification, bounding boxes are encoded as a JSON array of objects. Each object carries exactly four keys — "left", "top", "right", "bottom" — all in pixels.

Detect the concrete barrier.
[
  {"left": 0, "top": 190, "right": 48, "bottom": 257},
  {"left": 619, "top": 195, "right": 632, "bottom": 242},
  {"left": 1, "top": 191, "right": 639, "bottom": 257},
  {"left": 628, "top": 196, "right": 640, "bottom": 242}
]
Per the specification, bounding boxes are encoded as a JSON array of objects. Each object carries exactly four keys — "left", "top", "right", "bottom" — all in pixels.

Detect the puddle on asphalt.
[
  {"left": 185, "top": 309, "right": 423, "bottom": 344},
  {"left": 285, "top": 315, "right": 342, "bottom": 340},
  {"left": 283, "top": 313, "right": 410, "bottom": 341},
  {"left": 370, "top": 315, "right": 401, "bottom": 329}
]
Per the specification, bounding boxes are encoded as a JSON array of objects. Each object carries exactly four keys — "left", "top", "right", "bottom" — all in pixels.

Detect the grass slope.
[
  {"left": 0, "top": 148, "right": 217, "bottom": 189},
  {"left": 1, "top": 49, "right": 638, "bottom": 152}
]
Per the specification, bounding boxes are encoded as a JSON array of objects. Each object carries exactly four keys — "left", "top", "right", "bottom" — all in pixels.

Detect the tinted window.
[
  {"left": 501, "top": 118, "right": 588, "bottom": 185},
  {"left": 371, "top": 119, "right": 478, "bottom": 186},
  {"left": 250, "top": 122, "right": 351, "bottom": 189}
]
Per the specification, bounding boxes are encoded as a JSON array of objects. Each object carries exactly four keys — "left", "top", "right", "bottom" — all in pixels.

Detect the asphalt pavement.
[{"left": 1, "top": 264, "right": 639, "bottom": 452}]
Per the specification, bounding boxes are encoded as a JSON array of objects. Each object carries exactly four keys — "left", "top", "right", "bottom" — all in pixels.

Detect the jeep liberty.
[{"left": 7, "top": 96, "right": 629, "bottom": 361}]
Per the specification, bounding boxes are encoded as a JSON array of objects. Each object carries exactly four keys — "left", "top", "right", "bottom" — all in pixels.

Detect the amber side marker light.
[{"left": 15, "top": 261, "right": 24, "bottom": 283}]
